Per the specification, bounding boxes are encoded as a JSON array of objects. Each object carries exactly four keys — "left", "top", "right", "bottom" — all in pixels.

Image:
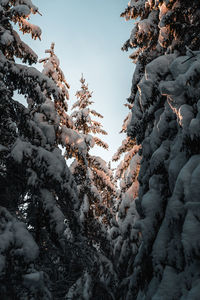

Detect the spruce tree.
[
  {"left": 64, "top": 75, "right": 117, "bottom": 299},
  {"left": 70, "top": 75, "right": 115, "bottom": 242},
  {"left": 110, "top": 104, "right": 141, "bottom": 299},
  {"left": 39, "top": 42, "right": 93, "bottom": 165},
  {"left": 0, "top": 1, "right": 94, "bottom": 298},
  {"left": 121, "top": 1, "right": 200, "bottom": 299},
  {"left": 0, "top": 0, "right": 53, "bottom": 297},
  {"left": 39, "top": 42, "right": 72, "bottom": 127}
]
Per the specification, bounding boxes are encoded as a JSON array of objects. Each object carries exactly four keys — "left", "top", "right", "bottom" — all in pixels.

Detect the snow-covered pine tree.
[
  {"left": 0, "top": 1, "right": 53, "bottom": 298},
  {"left": 39, "top": 44, "right": 95, "bottom": 165},
  {"left": 0, "top": 1, "right": 95, "bottom": 298},
  {"left": 110, "top": 104, "right": 141, "bottom": 299},
  {"left": 121, "top": 1, "right": 200, "bottom": 299},
  {"left": 39, "top": 42, "right": 72, "bottom": 127},
  {"left": 121, "top": 0, "right": 200, "bottom": 106},
  {"left": 71, "top": 75, "right": 108, "bottom": 149},
  {"left": 64, "top": 75, "right": 117, "bottom": 299},
  {"left": 70, "top": 74, "right": 115, "bottom": 236}
]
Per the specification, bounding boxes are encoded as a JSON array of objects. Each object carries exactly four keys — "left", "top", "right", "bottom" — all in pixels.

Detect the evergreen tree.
[
  {"left": 39, "top": 42, "right": 72, "bottom": 127},
  {"left": 39, "top": 42, "right": 91, "bottom": 162},
  {"left": 64, "top": 75, "right": 117, "bottom": 299},
  {"left": 71, "top": 75, "right": 108, "bottom": 147},
  {"left": 121, "top": 0, "right": 200, "bottom": 105},
  {"left": 0, "top": 1, "right": 94, "bottom": 298},
  {"left": 70, "top": 74, "right": 115, "bottom": 241},
  {"left": 110, "top": 104, "right": 141, "bottom": 299},
  {"left": 121, "top": 1, "right": 200, "bottom": 299},
  {"left": 0, "top": 0, "right": 52, "bottom": 298}
]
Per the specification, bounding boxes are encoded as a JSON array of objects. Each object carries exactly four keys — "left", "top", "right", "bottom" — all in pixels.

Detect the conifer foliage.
[
  {"left": 121, "top": 1, "right": 200, "bottom": 299},
  {"left": 71, "top": 75, "right": 108, "bottom": 148},
  {"left": 39, "top": 42, "right": 89, "bottom": 162},
  {"left": 110, "top": 104, "right": 141, "bottom": 299},
  {"left": 0, "top": 1, "right": 86, "bottom": 298},
  {"left": 64, "top": 80, "right": 117, "bottom": 300},
  {"left": 0, "top": 0, "right": 53, "bottom": 298},
  {"left": 70, "top": 75, "right": 115, "bottom": 240},
  {"left": 113, "top": 104, "right": 141, "bottom": 195},
  {"left": 2, "top": 0, "right": 200, "bottom": 299},
  {"left": 39, "top": 42, "right": 71, "bottom": 126}
]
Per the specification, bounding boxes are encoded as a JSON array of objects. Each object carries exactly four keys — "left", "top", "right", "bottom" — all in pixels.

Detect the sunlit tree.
[
  {"left": 70, "top": 75, "right": 115, "bottom": 239},
  {"left": 39, "top": 42, "right": 72, "bottom": 126},
  {"left": 0, "top": 0, "right": 52, "bottom": 298},
  {"left": 0, "top": 1, "right": 91, "bottom": 298},
  {"left": 63, "top": 75, "right": 117, "bottom": 300},
  {"left": 109, "top": 104, "right": 141, "bottom": 298},
  {"left": 120, "top": 0, "right": 200, "bottom": 299}
]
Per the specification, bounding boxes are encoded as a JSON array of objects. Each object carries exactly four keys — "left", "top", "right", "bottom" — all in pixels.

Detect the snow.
[
  {"left": 189, "top": 118, "right": 200, "bottom": 140},
  {"left": 11, "top": 138, "right": 32, "bottom": 163},
  {"left": 3, "top": 0, "right": 200, "bottom": 298},
  {"left": 40, "top": 189, "right": 66, "bottom": 236},
  {"left": 0, "top": 53, "right": 61, "bottom": 102},
  {"left": 33, "top": 112, "right": 56, "bottom": 145},
  {"left": 90, "top": 156, "right": 112, "bottom": 176},
  {"left": 18, "top": 18, "right": 42, "bottom": 40},
  {"left": 125, "top": 38, "right": 200, "bottom": 297},
  {"left": 125, "top": 153, "right": 141, "bottom": 185},
  {"left": 85, "top": 134, "right": 95, "bottom": 148},
  {"left": 11, "top": 4, "right": 31, "bottom": 17},
  {"left": 15, "top": 0, "right": 38, "bottom": 13},
  {"left": 178, "top": 104, "right": 194, "bottom": 128},
  {"left": 120, "top": 1, "right": 200, "bottom": 295},
  {"left": 23, "top": 271, "right": 42, "bottom": 284},
  {"left": 40, "top": 43, "right": 70, "bottom": 100},
  {"left": 14, "top": 220, "right": 39, "bottom": 261},
  {"left": 61, "top": 126, "right": 88, "bottom": 157},
  {"left": 13, "top": 29, "right": 38, "bottom": 62},
  {"left": 41, "top": 98, "right": 57, "bottom": 121},
  {"left": 0, "top": 206, "right": 39, "bottom": 265},
  {"left": 1, "top": 30, "right": 14, "bottom": 46},
  {"left": 152, "top": 267, "right": 180, "bottom": 300},
  {"left": 0, "top": 0, "right": 10, "bottom": 6},
  {"left": 0, "top": 1, "right": 82, "bottom": 298}
]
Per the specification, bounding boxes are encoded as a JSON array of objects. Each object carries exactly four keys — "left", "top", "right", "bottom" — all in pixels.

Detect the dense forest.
[{"left": 1, "top": 0, "right": 200, "bottom": 299}]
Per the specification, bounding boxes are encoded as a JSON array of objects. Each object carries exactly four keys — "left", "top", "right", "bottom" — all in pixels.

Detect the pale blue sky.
[{"left": 17, "top": 0, "right": 134, "bottom": 165}]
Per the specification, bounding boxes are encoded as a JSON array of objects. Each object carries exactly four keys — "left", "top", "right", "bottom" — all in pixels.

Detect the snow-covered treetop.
[
  {"left": 72, "top": 75, "right": 93, "bottom": 110},
  {"left": 70, "top": 75, "right": 115, "bottom": 219},
  {"left": 0, "top": 0, "right": 42, "bottom": 64},
  {"left": 39, "top": 42, "right": 74, "bottom": 129},
  {"left": 71, "top": 74, "right": 108, "bottom": 150},
  {"left": 39, "top": 42, "right": 70, "bottom": 102}
]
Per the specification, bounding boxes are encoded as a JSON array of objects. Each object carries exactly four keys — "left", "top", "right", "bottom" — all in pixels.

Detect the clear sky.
[{"left": 17, "top": 0, "right": 134, "bottom": 166}]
